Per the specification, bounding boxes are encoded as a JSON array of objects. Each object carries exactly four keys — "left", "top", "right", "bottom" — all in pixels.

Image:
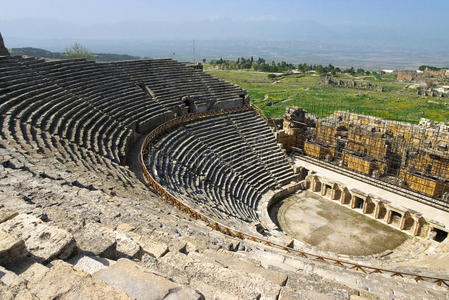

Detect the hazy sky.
[
  {"left": 1, "top": 0, "right": 448, "bottom": 67},
  {"left": 2, "top": 0, "right": 448, "bottom": 34},
  {"left": 1, "top": 0, "right": 448, "bottom": 25}
]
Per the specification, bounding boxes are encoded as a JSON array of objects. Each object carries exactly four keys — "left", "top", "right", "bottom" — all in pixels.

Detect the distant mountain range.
[
  {"left": 3, "top": 15, "right": 449, "bottom": 69},
  {"left": 6, "top": 39, "right": 449, "bottom": 70},
  {"left": 10, "top": 47, "right": 146, "bottom": 62}
]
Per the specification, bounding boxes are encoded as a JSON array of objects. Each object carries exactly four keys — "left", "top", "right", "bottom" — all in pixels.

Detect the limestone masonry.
[{"left": 1, "top": 34, "right": 449, "bottom": 299}]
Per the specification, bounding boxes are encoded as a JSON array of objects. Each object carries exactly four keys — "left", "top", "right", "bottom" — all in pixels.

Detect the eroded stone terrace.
[{"left": 0, "top": 40, "right": 448, "bottom": 299}]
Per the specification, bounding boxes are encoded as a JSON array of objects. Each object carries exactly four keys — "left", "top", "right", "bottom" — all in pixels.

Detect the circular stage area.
[{"left": 273, "top": 191, "right": 409, "bottom": 256}]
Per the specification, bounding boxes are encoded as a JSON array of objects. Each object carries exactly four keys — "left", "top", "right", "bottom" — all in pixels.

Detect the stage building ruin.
[{"left": 277, "top": 107, "right": 449, "bottom": 201}]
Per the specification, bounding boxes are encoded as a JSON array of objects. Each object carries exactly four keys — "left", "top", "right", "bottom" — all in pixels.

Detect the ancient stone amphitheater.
[{"left": 0, "top": 35, "right": 448, "bottom": 299}]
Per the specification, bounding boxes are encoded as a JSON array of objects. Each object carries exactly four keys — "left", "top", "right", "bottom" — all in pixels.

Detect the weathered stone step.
[
  {"left": 158, "top": 250, "right": 282, "bottom": 299},
  {"left": 93, "top": 258, "right": 203, "bottom": 300},
  {"left": 0, "top": 213, "right": 75, "bottom": 264},
  {"left": 0, "top": 230, "right": 26, "bottom": 266}
]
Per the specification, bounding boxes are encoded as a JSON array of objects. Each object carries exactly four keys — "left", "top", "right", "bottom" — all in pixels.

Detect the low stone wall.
[{"left": 257, "top": 182, "right": 304, "bottom": 231}]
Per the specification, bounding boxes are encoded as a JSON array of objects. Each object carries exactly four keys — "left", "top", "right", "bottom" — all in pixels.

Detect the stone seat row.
[
  {"left": 228, "top": 111, "right": 298, "bottom": 185},
  {"left": 145, "top": 110, "right": 298, "bottom": 224},
  {"left": 148, "top": 128, "right": 260, "bottom": 221},
  {"left": 108, "top": 59, "right": 245, "bottom": 112},
  {"left": 185, "top": 115, "right": 284, "bottom": 191},
  {"left": 23, "top": 57, "right": 170, "bottom": 134},
  {"left": 153, "top": 128, "right": 260, "bottom": 210},
  {"left": 0, "top": 57, "right": 131, "bottom": 164},
  {"left": 0, "top": 116, "right": 137, "bottom": 188},
  {"left": 152, "top": 148, "right": 257, "bottom": 221},
  {"left": 149, "top": 147, "right": 257, "bottom": 221},
  {"left": 1, "top": 56, "right": 257, "bottom": 169}
]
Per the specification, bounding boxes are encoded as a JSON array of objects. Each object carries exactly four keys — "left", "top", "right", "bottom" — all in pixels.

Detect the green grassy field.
[{"left": 206, "top": 68, "right": 449, "bottom": 124}]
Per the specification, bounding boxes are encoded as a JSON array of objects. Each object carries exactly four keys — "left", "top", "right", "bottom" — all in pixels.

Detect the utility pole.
[{"left": 193, "top": 39, "right": 196, "bottom": 63}]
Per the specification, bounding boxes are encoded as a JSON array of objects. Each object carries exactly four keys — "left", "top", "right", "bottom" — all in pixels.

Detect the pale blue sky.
[
  {"left": 2, "top": 0, "right": 448, "bottom": 31},
  {"left": 1, "top": 0, "right": 448, "bottom": 68}
]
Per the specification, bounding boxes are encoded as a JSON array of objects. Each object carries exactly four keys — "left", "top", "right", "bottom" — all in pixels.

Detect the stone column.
[
  {"left": 350, "top": 194, "right": 356, "bottom": 209},
  {"left": 373, "top": 201, "right": 381, "bottom": 219},
  {"left": 330, "top": 186, "right": 336, "bottom": 200},
  {"left": 386, "top": 209, "right": 392, "bottom": 224},
  {"left": 399, "top": 214, "right": 406, "bottom": 230},
  {"left": 320, "top": 182, "right": 326, "bottom": 196},
  {"left": 411, "top": 217, "right": 421, "bottom": 236},
  {"left": 310, "top": 177, "right": 316, "bottom": 192},
  {"left": 340, "top": 188, "right": 350, "bottom": 205}
]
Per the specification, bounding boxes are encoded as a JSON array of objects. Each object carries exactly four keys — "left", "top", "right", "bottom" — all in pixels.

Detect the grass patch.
[{"left": 206, "top": 69, "right": 449, "bottom": 123}]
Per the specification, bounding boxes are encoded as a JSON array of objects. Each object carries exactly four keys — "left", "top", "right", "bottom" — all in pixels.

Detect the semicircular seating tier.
[
  {"left": 0, "top": 56, "right": 248, "bottom": 166},
  {"left": 108, "top": 59, "right": 249, "bottom": 114},
  {"left": 0, "top": 54, "right": 297, "bottom": 228},
  {"left": 145, "top": 109, "right": 298, "bottom": 225}
]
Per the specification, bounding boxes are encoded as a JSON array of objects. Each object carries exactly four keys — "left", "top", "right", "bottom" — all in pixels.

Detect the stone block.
[
  {"left": 350, "top": 296, "right": 371, "bottom": 300},
  {"left": 0, "top": 214, "right": 75, "bottom": 263},
  {"left": 202, "top": 249, "right": 287, "bottom": 286},
  {"left": 0, "top": 282, "right": 37, "bottom": 300},
  {"left": 132, "top": 235, "right": 169, "bottom": 258},
  {"left": 0, "top": 265, "right": 25, "bottom": 286},
  {"left": 13, "top": 289, "right": 38, "bottom": 300},
  {"left": 227, "top": 260, "right": 287, "bottom": 286},
  {"left": 19, "top": 263, "right": 49, "bottom": 284},
  {"left": 279, "top": 289, "right": 334, "bottom": 300},
  {"left": 27, "top": 260, "right": 129, "bottom": 300},
  {"left": 0, "top": 230, "right": 26, "bottom": 266},
  {"left": 189, "top": 279, "right": 239, "bottom": 300},
  {"left": 116, "top": 223, "right": 135, "bottom": 232},
  {"left": 115, "top": 232, "right": 142, "bottom": 259},
  {"left": 77, "top": 223, "right": 142, "bottom": 259},
  {"left": 0, "top": 208, "right": 18, "bottom": 224},
  {"left": 164, "top": 287, "right": 204, "bottom": 300},
  {"left": 94, "top": 258, "right": 201, "bottom": 300},
  {"left": 67, "top": 253, "right": 112, "bottom": 275},
  {"left": 76, "top": 223, "right": 117, "bottom": 259}
]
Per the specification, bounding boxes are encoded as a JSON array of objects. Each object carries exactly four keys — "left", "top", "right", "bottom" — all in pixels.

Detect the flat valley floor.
[{"left": 274, "top": 191, "right": 409, "bottom": 256}]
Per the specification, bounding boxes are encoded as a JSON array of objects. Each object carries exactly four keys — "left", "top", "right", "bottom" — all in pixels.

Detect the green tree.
[
  {"left": 64, "top": 43, "right": 94, "bottom": 60},
  {"left": 316, "top": 65, "right": 327, "bottom": 75},
  {"left": 345, "top": 67, "right": 355, "bottom": 75}
]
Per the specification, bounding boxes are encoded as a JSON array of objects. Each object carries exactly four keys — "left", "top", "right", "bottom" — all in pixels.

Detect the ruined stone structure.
[
  {"left": 280, "top": 107, "right": 449, "bottom": 202},
  {"left": 276, "top": 107, "right": 307, "bottom": 153},
  {"left": 1, "top": 33, "right": 449, "bottom": 298},
  {"left": 304, "top": 174, "right": 446, "bottom": 241},
  {"left": 397, "top": 69, "right": 449, "bottom": 82},
  {"left": 0, "top": 33, "right": 10, "bottom": 56},
  {"left": 323, "top": 76, "right": 376, "bottom": 89},
  {"left": 397, "top": 71, "right": 416, "bottom": 81}
]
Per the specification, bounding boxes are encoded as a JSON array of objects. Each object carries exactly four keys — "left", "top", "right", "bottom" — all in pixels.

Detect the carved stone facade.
[{"left": 305, "top": 174, "right": 448, "bottom": 241}]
